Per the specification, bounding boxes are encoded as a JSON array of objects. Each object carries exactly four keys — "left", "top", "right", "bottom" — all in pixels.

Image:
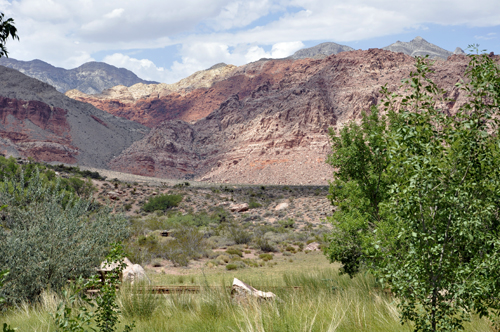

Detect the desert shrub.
[
  {"left": 226, "top": 248, "right": 243, "bottom": 257},
  {"left": 0, "top": 171, "right": 128, "bottom": 305},
  {"left": 259, "top": 253, "right": 274, "bottom": 261},
  {"left": 256, "top": 238, "right": 277, "bottom": 253},
  {"left": 142, "top": 193, "right": 182, "bottom": 212},
  {"left": 248, "top": 199, "right": 262, "bottom": 209},
  {"left": 279, "top": 219, "right": 295, "bottom": 229},
  {"left": 227, "top": 223, "right": 252, "bottom": 244},
  {"left": 164, "top": 226, "right": 207, "bottom": 266},
  {"left": 226, "top": 263, "right": 238, "bottom": 270},
  {"left": 285, "top": 246, "right": 296, "bottom": 253}
]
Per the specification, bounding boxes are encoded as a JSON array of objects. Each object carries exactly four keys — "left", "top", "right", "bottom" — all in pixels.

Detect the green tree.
[
  {"left": 0, "top": 12, "right": 19, "bottom": 58},
  {"left": 0, "top": 170, "right": 129, "bottom": 305},
  {"left": 326, "top": 50, "right": 500, "bottom": 331}
]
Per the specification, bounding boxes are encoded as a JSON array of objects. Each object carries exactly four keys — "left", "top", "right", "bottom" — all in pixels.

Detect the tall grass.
[{"left": 1, "top": 269, "right": 495, "bottom": 331}]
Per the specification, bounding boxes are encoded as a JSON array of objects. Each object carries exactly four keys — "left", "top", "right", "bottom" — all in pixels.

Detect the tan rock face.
[
  {"left": 65, "top": 64, "right": 238, "bottom": 127},
  {"left": 107, "top": 50, "right": 473, "bottom": 185}
]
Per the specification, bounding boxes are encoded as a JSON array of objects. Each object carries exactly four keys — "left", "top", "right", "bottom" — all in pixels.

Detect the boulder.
[
  {"left": 229, "top": 203, "right": 249, "bottom": 212},
  {"left": 99, "top": 257, "right": 149, "bottom": 284},
  {"left": 275, "top": 202, "right": 289, "bottom": 211},
  {"left": 231, "top": 278, "right": 275, "bottom": 302},
  {"left": 305, "top": 242, "right": 320, "bottom": 251},
  {"left": 122, "top": 264, "right": 148, "bottom": 284}
]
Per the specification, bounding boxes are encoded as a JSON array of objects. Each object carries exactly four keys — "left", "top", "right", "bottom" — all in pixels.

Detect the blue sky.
[{"left": 1, "top": 0, "right": 499, "bottom": 83}]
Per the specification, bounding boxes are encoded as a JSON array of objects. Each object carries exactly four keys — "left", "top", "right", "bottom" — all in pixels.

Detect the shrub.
[
  {"left": 164, "top": 226, "right": 206, "bottom": 266},
  {"left": 143, "top": 194, "right": 183, "bottom": 212},
  {"left": 256, "top": 238, "right": 277, "bottom": 253},
  {"left": 248, "top": 199, "right": 262, "bottom": 209},
  {"left": 226, "top": 248, "right": 243, "bottom": 257},
  {"left": 0, "top": 171, "right": 128, "bottom": 305},
  {"left": 259, "top": 253, "right": 273, "bottom": 261},
  {"left": 226, "top": 263, "right": 238, "bottom": 270}
]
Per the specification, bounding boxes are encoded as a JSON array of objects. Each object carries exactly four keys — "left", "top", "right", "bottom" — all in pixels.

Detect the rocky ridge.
[
  {"left": 106, "top": 50, "right": 471, "bottom": 185},
  {"left": 65, "top": 64, "right": 238, "bottom": 127},
  {"left": 0, "top": 66, "right": 149, "bottom": 167},
  {"left": 382, "top": 36, "right": 465, "bottom": 59},
  {"left": 288, "top": 42, "right": 355, "bottom": 59},
  {"left": 0, "top": 58, "right": 157, "bottom": 94}
]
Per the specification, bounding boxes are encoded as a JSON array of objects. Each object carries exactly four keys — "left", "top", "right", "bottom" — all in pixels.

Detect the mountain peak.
[{"left": 383, "top": 37, "right": 454, "bottom": 59}]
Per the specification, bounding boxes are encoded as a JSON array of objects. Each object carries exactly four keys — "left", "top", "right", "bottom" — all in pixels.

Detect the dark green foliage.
[
  {"left": 325, "top": 50, "right": 500, "bottom": 331},
  {"left": 0, "top": 12, "right": 19, "bottom": 58},
  {"left": 248, "top": 199, "right": 262, "bottom": 209},
  {"left": 142, "top": 193, "right": 183, "bottom": 212},
  {"left": 0, "top": 171, "right": 129, "bottom": 305},
  {"left": 52, "top": 243, "right": 135, "bottom": 332}
]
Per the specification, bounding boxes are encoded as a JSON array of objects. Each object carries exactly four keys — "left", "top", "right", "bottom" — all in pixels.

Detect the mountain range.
[
  {"left": 0, "top": 65, "right": 148, "bottom": 168},
  {"left": 0, "top": 58, "right": 157, "bottom": 94},
  {"left": 0, "top": 37, "right": 484, "bottom": 185}
]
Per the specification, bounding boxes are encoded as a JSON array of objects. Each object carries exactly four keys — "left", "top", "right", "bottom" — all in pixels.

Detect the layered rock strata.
[
  {"left": 107, "top": 50, "right": 471, "bottom": 185},
  {"left": 0, "top": 66, "right": 148, "bottom": 167}
]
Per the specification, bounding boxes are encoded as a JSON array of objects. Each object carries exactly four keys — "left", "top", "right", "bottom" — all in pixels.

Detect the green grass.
[{"left": 2, "top": 252, "right": 495, "bottom": 331}]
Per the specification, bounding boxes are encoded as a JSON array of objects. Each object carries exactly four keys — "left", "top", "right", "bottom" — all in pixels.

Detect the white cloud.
[
  {"left": 1, "top": 0, "right": 499, "bottom": 83},
  {"left": 104, "top": 8, "right": 124, "bottom": 19},
  {"left": 103, "top": 53, "right": 169, "bottom": 82},
  {"left": 475, "top": 32, "right": 497, "bottom": 40}
]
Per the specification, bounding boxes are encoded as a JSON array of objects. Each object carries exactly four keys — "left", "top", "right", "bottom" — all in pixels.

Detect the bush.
[
  {"left": 259, "top": 253, "right": 273, "bottom": 261},
  {"left": 226, "top": 249, "right": 243, "bottom": 257},
  {"left": 0, "top": 171, "right": 128, "bottom": 305},
  {"left": 248, "top": 199, "right": 262, "bottom": 209},
  {"left": 164, "top": 226, "right": 206, "bottom": 266},
  {"left": 142, "top": 194, "right": 183, "bottom": 212},
  {"left": 226, "top": 263, "right": 238, "bottom": 270},
  {"left": 256, "top": 238, "right": 277, "bottom": 253}
]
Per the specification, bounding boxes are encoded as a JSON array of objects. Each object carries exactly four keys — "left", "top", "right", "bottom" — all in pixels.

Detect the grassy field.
[{"left": 2, "top": 251, "right": 495, "bottom": 332}]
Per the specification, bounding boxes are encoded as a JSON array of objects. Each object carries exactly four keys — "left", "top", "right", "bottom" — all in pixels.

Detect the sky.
[{"left": 1, "top": 0, "right": 499, "bottom": 83}]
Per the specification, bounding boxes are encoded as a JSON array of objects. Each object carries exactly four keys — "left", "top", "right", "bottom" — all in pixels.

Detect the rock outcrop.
[
  {"left": 0, "top": 58, "right": 157, "bottom": 94},
  {"left": 107, "top": 49, "right": 471, "bottom": 185},
  {"left": 289, "top": 42, "right": 355, "bottom": 60},
  {"left": 382, "top": 36, "right": 461, "bottom": 59},
  {"left": 65, "top": 64, "right": 238, "bottom": 127},
  {"left": 0, "top": 66, "right": 148, "bottom": 167}
]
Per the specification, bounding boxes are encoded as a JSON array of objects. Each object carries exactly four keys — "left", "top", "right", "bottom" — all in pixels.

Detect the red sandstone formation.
[{"left": 105, "top": 50, "right": 472, "bottom": 185}]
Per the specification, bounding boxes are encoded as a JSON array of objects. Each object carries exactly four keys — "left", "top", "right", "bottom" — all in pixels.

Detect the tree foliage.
[
  {"left": 0, "top": 12, "right": 19, "bottom": 58},
  {"left": 325, "top": 50, "right": 500, "bottom": 331},
  {"left": 0, "top": 170, "right": 129, "bottom": 305}
]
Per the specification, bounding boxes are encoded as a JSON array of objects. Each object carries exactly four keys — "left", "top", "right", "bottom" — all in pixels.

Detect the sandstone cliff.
[
  {"left": 0, "top": 58, "right": 157, "bottom": 94},
  {"left": 107, "top": 49, "right": 471, "bottom": 185},
  {"left": 65, "top": 64, "right": 238, "bottom": 127},
  {"left": 0, "top": 66, "right": 149, "bottom": 167}
]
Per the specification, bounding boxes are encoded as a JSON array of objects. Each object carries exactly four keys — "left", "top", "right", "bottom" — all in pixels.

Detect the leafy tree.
[
  {"left": 0, "top": 12, "right": 19, "bottom": 58},
  {"left": 325, "top": 49, "right": 500, "bottom": 331},
  {"left": 0, "top": 170, "right": 129, "bottom": 305}
]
